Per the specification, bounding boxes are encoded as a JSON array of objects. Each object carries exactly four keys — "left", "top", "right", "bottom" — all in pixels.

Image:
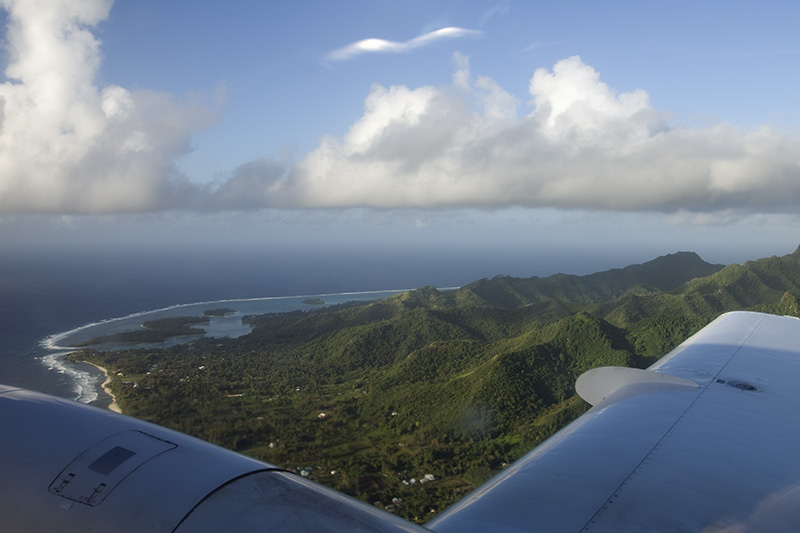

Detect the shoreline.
[
  {"left": 81, "top": 361, "right": 122, "bottom": 413},
  {"left": 42, "top": 288, "right": 417, "bottom": 352},
  {"left": 43, "top": 289, "right": 426, "bottom": 410}
]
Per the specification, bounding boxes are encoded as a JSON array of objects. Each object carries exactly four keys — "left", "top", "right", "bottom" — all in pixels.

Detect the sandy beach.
[{"left": 82, "top": 361, "right": 122, "bottom": 413}]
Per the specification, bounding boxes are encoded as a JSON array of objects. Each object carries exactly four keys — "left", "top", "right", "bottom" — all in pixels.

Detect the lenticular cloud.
[
  {"left": 0, "top": 0, "right": 214, "bottom": 214},
  {"left": 324, "top": 27, "right": 482, "bottom": 62}
]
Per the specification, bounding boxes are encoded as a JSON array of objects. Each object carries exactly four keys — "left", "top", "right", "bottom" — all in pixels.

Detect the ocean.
[{"left": 0, "top": 243, "right": 671, "bottom": 404}]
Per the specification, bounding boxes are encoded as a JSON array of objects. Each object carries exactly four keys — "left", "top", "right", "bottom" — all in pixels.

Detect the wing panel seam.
[{"left": 577, "top": 313, "right": 765, "bottom": 531}]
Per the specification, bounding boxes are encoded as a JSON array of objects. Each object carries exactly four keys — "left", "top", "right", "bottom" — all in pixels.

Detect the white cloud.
[
  {"left": 1, "top": 2, "right": 799, "bottom": 218},
  {"left": 245, "top": 54, "right": 800, "bottom": 214},
  {"left": 324, "top": 27, "right": 482, "bottom": 62},
  {"left": 0, "top": 0, "right": 215, "bottom": 214}
]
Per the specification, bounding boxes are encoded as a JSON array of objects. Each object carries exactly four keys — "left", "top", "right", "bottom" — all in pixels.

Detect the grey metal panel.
[
  {"left": 428, "top": 312, "right": 800, "bottom": 532},
  {"left": 649, "top": 311, "right": 769, "bottom": 384},
  {"left": 175, "top": 470, "right": 430, "bottom": 532},
  {"left": 49, "top": 430, "right": 177, "bottom": 506}
]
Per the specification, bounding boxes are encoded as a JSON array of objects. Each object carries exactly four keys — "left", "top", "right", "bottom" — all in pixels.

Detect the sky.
[{"left": 1, "top": 0, "right": 800, "bottom": 269}]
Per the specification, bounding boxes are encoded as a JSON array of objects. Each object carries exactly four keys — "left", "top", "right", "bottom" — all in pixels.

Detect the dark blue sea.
[{"left": 0, "top": 242, "right": 682, "bottom": 404}]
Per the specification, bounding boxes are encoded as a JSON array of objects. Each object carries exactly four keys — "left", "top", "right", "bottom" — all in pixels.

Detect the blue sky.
[{"left": 1, "top": 0, "right": 800, "bottom": 268}]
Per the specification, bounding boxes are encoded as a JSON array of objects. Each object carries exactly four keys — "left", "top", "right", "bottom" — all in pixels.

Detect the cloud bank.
[
  {"left": 324, "top": 27, "right": 482, "bottom": 62},
  {"left": 250, "top": 54, "right": 800, "bottom": 213},
  {"left": 1, "top": 1, "right": 799, "bottom": 216},
  {"left": 0, "top": 0, "right": 214, "bottom": 214}
]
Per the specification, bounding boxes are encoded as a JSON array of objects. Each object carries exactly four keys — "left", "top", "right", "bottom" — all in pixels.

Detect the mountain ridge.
[{"left": 454, "top": 251, "right": 724, "bottom": 309}]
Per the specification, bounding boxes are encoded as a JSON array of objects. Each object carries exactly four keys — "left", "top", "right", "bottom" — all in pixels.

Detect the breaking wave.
[{"left": 39, "top": 351, "right": 99, "bottom": 403}]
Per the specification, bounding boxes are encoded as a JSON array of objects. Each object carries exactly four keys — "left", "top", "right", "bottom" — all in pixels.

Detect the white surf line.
[
  {"left": 40, "top": 288, "right": 438, "bottom": 351},
  {"left": 39, "top": 350, "right": 99, "bottom": 403}
]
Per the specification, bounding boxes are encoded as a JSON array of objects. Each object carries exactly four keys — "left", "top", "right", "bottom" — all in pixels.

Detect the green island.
[
  {"left": 72, "top": 316, "right": 209, "bottom": 346},
  {"left": 204, "top": 308, "right": 236, "bottom": 317},
  {"left": 70, "top": 247, "right": 800, "bottom": 522},
  {"left": 303, "top": 298, "right": 325, "bottom": 305}
]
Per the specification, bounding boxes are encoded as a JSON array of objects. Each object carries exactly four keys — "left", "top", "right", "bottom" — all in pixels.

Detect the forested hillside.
[{"left": 73, "top": 247, "right": 800, "bottom": 523}]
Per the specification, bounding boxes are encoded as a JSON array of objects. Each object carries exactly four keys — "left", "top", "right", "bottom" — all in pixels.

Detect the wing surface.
[{"left": 428, "top": 311, "right": 800, "bottom": 532}]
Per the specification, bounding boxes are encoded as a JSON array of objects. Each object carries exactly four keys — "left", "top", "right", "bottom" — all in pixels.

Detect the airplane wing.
[
  {"left": 2, "top": 311, "right": 800, "bottom": 531},
  {"left": 428, "top": 311, "right": 800, "bottom": 531}
]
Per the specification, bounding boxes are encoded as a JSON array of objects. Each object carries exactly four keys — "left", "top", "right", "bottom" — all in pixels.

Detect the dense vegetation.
[
  {"left": 203, "top": 308, "right": 235, "bottom": 317},
  {"left": 73, "top": 316, "right": 209, "bottom": 346},
  {"left": 72, "top": 248, "right": 800, "bottom": 523}
]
